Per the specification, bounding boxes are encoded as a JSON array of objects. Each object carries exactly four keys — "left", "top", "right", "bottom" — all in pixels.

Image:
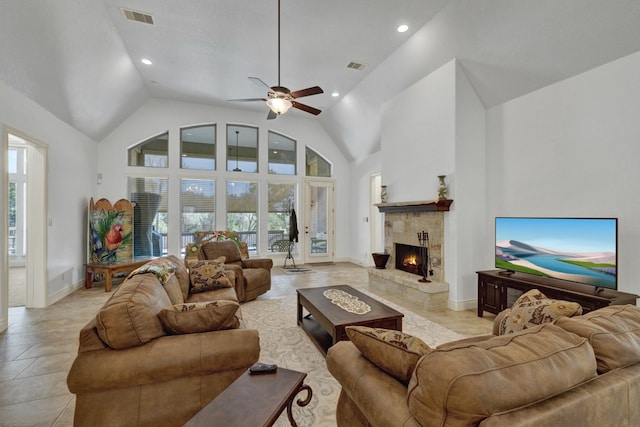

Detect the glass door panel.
[{"left": 303, "top": 180, "right": 334, "bottom": 263}]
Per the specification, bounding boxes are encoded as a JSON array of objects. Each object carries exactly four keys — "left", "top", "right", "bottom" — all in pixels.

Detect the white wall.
[
  {"left": 376, "top": 59, "right": 486, "bottom": 308},
  {"left": 450, "top": 62, "right": 486, "bottom": 306},
  {"left": 0, "top": 81, "right": 97, "bottom": 322},
  {"left": 97, "top": 98, "right": 350, "bottom": 259},
  {"left": 380, "top": 60, "right": 456, "bottom": 203},
  {"left": 486, "top": 51, "right": 640, "bottom": 296},
  {"left": 349, "top": 151, "right": 382, "bottom": 266}
]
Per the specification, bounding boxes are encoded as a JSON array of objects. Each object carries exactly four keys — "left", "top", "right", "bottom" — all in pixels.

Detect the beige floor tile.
[
  {"left": 0, "top": 358, "right": 34, "bottom": 381},
  {"left": 15, "top": 352, "right": 76, "bottom": 379},
  {"left": 0, "top": 395, "right": 72, "bottom": 427},
  {"left": 0, "top": 371, "right": 69, "bottom": 406}
]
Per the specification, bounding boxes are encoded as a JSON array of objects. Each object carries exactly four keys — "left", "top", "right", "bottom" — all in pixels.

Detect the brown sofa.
[
  {"left": 198, "top": 240, "right": 273, "bottom": 302},
  {"left": 327, "top": 304, "right": 640, "bottom": 426},
  {"left": 67, "top": 255, "right": 260, "bottom": 427}
]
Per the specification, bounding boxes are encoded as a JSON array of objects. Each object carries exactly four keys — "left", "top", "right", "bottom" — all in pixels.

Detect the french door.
[{"left": 302, "top": 180, "right": 334, "bottom": 264}]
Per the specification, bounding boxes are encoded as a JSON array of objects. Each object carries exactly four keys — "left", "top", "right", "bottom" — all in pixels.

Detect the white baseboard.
[
  {"left": 448, "top": 298, "right": 477, "bottom": 311},
  {"left": 48, "top": 280, "right": 84, "bottom": 306}
]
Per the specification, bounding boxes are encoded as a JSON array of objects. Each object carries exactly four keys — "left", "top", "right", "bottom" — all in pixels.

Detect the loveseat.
[
  {"left": 67, "top": 255, "right": 260, "bottom": 427},
  {"left": 327, "top": 303, "right": 640, "bottom": 426}
]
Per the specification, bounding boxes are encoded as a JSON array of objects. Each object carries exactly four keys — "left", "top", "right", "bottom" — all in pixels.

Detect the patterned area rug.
[{"left": 240, "top": 290, "right": 464, "bottom": 426}]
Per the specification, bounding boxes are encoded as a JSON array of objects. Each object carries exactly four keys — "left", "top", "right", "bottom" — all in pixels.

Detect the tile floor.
[{"left": 0, "top": 262, "right": 494, "bottom": 426}]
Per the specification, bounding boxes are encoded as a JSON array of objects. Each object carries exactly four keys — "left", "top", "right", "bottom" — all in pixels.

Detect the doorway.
[
  {"left": 302, "top": 179, "right": 334, "bottom": 264},
  {"left": 4, "top": 129, "right": 48, "bottom": 309}
]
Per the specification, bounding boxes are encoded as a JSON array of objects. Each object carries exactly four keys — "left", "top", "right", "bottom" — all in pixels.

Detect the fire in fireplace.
[{"left": 395, "top": 243, "right": 427, "bottom": 276}]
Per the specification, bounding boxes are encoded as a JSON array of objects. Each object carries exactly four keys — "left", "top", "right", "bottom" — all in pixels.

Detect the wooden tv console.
[{"left": 477, "top": 270, "right": 639, "bottom": 317}]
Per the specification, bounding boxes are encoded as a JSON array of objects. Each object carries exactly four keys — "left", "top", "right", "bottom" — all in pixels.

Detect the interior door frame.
[
  {"left": 302, "top": 178, "right": 334, "bottom": 264},
  {"left": 3, "top": 127, "right": 48, "bottom": 312}
]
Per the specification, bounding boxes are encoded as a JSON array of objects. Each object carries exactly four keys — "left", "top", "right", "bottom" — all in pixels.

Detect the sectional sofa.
[{"left": 327, "top": 303, "right": 640, "bottom": 426}]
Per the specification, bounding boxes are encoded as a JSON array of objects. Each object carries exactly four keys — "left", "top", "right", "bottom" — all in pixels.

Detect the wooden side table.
[
  {"left": 85, "top": 256, "right": 156, "bottom": 292},
  {"left": 184, "top": 367, "right": 312, "bottom": 427}
]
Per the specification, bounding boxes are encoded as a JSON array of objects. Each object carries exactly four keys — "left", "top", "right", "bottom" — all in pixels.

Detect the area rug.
[{"left": 240, "top": 290, "right": 464, "bottom": 426}]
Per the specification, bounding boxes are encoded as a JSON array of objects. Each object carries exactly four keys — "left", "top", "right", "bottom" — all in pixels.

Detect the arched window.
[
  {"left": 227, "top": 124, "right": 258, "bottom": 173},
  {"left": 268, "top": 131, "right": 296, "bottom": 175},
  {"left": 181, "top": 125, "right": 216, "bottom": 170},
  {"left": 305, "top": 147, "right": 332, "bottom": 177},
  {"left": 128, "top": 132, "right": 169, "bottom": 168}
]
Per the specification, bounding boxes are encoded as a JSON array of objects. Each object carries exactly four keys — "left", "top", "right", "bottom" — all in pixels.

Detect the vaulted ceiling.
[{"left": 2, "top": 0, "right": 640, "bottom": 161}]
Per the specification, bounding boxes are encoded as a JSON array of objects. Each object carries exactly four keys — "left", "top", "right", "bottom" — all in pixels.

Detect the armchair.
[{"left": 198, "top": 240, "right": 273, "bottom": 302}]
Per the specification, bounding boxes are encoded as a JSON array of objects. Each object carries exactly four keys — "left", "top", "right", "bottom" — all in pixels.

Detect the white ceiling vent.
[
  {"left": 121, "top": 8, "right": 155, "bottom": 25},
  {"left": 347, "top": 61, "right": 367, "bottom": 71}
]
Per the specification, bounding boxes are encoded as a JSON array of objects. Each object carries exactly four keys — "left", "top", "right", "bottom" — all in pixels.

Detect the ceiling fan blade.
[
  {"left": 227, "top": 98, "right": 267, "bottom": 102},
  {"left": 249, "top": 77, "right": 273, "bottom": 91},
  {"left": 290, "top": 86, "right": 324, "bottom": 99},
  {"left": 292, "top": 101, "right": 321, "bottom": 116},
  {"left": 267, "top": 109, "right": 278, "bottom": 120}
]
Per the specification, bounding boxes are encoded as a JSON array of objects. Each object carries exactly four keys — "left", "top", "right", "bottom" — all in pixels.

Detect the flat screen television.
[{"left": 495, "top": 217, "right": 617, "bottom": 290}]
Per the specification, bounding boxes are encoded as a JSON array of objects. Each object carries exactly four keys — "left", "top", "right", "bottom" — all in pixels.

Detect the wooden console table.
[
  {"left": 85, "top": 256, "right": 156, "bottom": 292},
  {"left": 477, "top": 270, "right": 639, "bottom": 317},
  {"left": 184, "top": 367, "right": 312, "bottom": 427}
]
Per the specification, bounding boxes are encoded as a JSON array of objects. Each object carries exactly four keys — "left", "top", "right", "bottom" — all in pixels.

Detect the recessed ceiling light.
[
  {"left": 332, "top": 92, "right": 340, "bottom": 97},
  {"left": 141, "top": 58, "right": 153, "bottom": 65},
  {"left": 397, "top": 24, "right": 409, "bottom": 33}
]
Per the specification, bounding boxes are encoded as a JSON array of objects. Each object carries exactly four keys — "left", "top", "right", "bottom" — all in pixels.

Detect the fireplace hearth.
[{"left": 395, "top": 243, "right": 427, "bottom": 276}]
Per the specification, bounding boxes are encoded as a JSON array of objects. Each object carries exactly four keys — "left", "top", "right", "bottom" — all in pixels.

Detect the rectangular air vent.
[
  {"left": 347, "top": 61, "right": 367, "bottom": 71},
  {"left": 122, "top": 8, "right": 155, "bottom": 25}
]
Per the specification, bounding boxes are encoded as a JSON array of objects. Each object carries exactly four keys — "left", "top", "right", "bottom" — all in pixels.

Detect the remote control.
[{"left": 249, "top": 362, "right": 278, "bottom": 374}]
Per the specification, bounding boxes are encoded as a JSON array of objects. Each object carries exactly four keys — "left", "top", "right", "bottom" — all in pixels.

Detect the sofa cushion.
[
  {"left": 555, "top": 304, "right": 640, "bottom": 373},
  {"left": 408, "top": 323, "right": 597, "bottom": 426},
  {"left": 157, "top": 300, "right": 240, "bottom": 334},
  {"left": 164, "top": 254, "right": 191, "bottom": 301},
  {"left": 346, "top": 326, "right": 431, "bottom": 384},
  {"left": 162, "top": 274, "right": 185, "bottom": 305},
  {"left": 498, "top": 289, "right": 583, "bottom": 334},
  {"left": 95, "top": 273, "right": 171, "bottom": 349},
  {"left": 189, "top": 257, "right": 233, "bottom": 293},
  {"left": 199, "top": 240, "right": 243, "bottom": 263}
]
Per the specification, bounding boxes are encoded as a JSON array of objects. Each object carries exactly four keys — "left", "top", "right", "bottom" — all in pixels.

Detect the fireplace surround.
[{"left": 368, "top": 199, "right": 452, "bottom": 311}]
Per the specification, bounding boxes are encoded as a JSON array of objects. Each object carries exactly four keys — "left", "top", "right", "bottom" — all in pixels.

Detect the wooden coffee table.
[
  {"left": 85, "top": 256, "right": 156, "bottom": 292},
  {"left": 297, "top": 285, "right": 404, "bottom": 355},
  {"left": 184, "top": 367, "right": 312, "bottom": 427}
]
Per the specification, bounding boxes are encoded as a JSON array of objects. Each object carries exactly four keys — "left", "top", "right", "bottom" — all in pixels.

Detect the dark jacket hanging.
[{"left": 289, "top": 208, "right": 299, "bottom": 242}]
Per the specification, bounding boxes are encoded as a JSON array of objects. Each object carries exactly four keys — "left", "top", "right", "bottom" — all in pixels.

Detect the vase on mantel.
[
  {"left": 380, "top": 185, "right": 388, "bottom": 203},
  {"left": 437, "top": 175, "right": 448, "bottom": 200},
  {"left": 372, "top": 252, "right": 390, "bottom": 269}
]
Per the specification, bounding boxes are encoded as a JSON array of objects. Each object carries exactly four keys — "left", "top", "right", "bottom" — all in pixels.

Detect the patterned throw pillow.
[
  {"left": 157, "top": 300, "right": 240, "bottom": 334},
  {"left": 498, "top": 289, "right": 583, "bottom": 335},
  {"left": 346, "top": 326, "right": 432, "bottom": 384},
  {"left": 189, "top": 257, "right": 233, "bottom": 293}
]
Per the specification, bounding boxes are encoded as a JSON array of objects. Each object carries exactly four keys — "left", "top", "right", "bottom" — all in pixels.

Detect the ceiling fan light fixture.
[{"left": 267, "top": 97, "right": 293, "bottom": 115}]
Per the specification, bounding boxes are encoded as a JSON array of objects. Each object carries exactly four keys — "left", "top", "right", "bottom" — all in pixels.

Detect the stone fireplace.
[{"left": 368, "top": 200, "right": 452, "bottom": 311}]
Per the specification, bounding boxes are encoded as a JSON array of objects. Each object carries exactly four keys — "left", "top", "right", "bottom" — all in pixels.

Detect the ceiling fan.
[{"left": 228, "top": 0, "right": 323, "bottom": 120}]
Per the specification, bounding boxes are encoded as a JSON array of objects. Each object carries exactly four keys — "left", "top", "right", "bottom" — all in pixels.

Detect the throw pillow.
[
  {"left": 498, "top": 289, "right": 583, "bottom": 335},
  {"left": 158, "top": 300, "right": 240, "bottom": 334},
  {"left": 189, "top": 257, "right": 233, "bottom": 293},
  {"left": 346, "top": 326, "right": 432, "bottom": 384}
]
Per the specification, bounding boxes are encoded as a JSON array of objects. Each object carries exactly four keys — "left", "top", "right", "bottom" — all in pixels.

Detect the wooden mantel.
[{"left": 375, "top": 199, "right": 453, "bottom": 213}]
